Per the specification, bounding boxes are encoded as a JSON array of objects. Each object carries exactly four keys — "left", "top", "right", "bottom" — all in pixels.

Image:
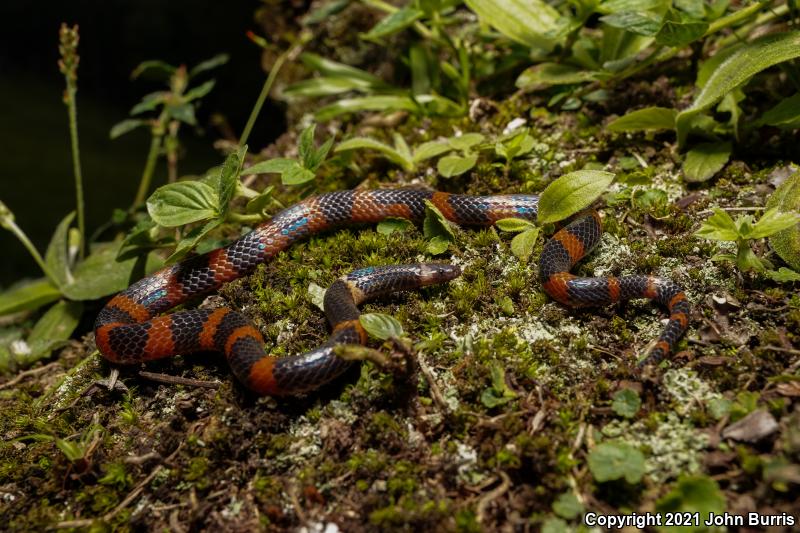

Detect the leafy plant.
[
  {"left": 587, "top": 441, "right": 645, "bottom": 484},
  {"left": 247, "top": 124, "right": 334, "bottom": 186},
  {"left": 694, "top": 207, "right": 800, "bottom": 274},
  {"left": 110, "top": 53, "right": 229, "bottom": 206}
]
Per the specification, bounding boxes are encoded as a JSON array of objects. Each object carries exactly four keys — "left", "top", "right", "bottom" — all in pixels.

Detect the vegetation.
[{"left": 1, "top": 0, "right": 799, "bottom": 531}]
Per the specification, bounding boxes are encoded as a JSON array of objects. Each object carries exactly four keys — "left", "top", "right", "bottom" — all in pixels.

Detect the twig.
[
  {"left": 417, "top": 355, "right": 449, "bottom": 413},
  {"left": 138, "top": 371, "right": 221, "bottom": 389},
  {"left": 476, "top": 471, "right": 511, "bottom": 524},
  {"left": 0, "top": 362, "right": 60, "bottom": 390}
]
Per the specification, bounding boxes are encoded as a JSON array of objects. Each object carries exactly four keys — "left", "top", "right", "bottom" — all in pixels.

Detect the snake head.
[{"left": 418, "top": 263, "right": 462, "bottom": 286}]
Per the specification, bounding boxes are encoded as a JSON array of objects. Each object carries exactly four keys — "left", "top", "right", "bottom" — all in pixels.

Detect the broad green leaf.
[
  {"left": 766, "top": 171, "right": 800, "bottom": 270},
  {"left": 588, "top": 441, "right": 645, "bottom": 483},
  {"left": 377, "top": 218, "right": 413, "bottom": 235},
  {"left": 654, "top": 10, "right": 707, "bottom": 47},
  {"left": 284, "top": 76, "right": 378, "bottom": 97},
  {"left": 147, "top": 181, "right": 219, "bottom": 227},
  {"left": 607, "top": 106, "right": 677, "bottom": 132},
  {"left": 188, "top": 53, "right": 229, "bottom": 78},
  {"left": 655, "top": 476, "right": 726, "bottom": 528},
  {"left": 759, "top": 93, "right": 800, "bottom": 129},
  {"left": 437, "top": 154, "right": 477, "bottom": 177},
  {"left": 677, "top": 31, "right": 800, "bottom": 147},
  {"left": 611, "top": 388, "right": 641, "bottom": 418},
  {"left": 516, "top": 63, "right": 598, "bottom": 90},
  {"left": 495, "top": 131, "right": 535, "bottom": 162},
  {"left": 426, "top": 235, "right": 451, "bottom": 255},
  {"left": 696, "top": 42, "right": 742, "bottom": 88},
  {"left": 63, "top": 242, "right": 163, "bottom": 300},
  {"left": 600, "top": 11, "right": 662, "bottom": 36},
  {"left": 537, "top": 170, "right": 615, "bottom": 224},
  {"left": 167, "top": 103, "right": 197, "bottom": 126},
  {"left": 45, "top": 212, "right": 75, "bottom": 288},
  {"left": 412, "top": 141, "right": 452, "bottom": 163},
  {"left": 481, "top": 363, "right": 517, "bottom": 408},
  {"left": 495, "top": 218, "right": 536, "bottom": 232},
  {"left": 767, "top": 267, "right": 800, "bottom": 282},
  {"left": 300, "top": 53, "right": 387, "bottom": 85},
  {"left": 130, "top": 91, "right": 168, "bottom": 115},
  {"left": 317, "top": 96, "right": 419, "bottom": 121},
  {"left": 424, "top": 201, "right": 455, "bottom": 255},
  {"left": 465, "top": 0, "right": 564, "bottom": 51},
  {"left": 217, "top": 147, "right": 245, "bottom": 216},
  {"left": 552, "top": 492, "right": 584, "bottom": 520},
  {"left": 747, "top": 208, "right": 800, "bottom": 239},
  {"left": 109, "top": 119, "right": 146, "bottom": 139},
  {"left": 0, "top": 279, "right": 61, "bottom": 316},
  {"left": 510, "top": 227, "right": 540, "bottom": 261},
  {"left": 281, "top": 162, "right": 316, "bottom": 185},
  {"left": 694, "top": 208, "right": 739, "bottom": 241},
  {"left": 447, "top": 133, "right": 485, "bottom": 151},
  {"left": 336, "top": 137, "right": 413, "bottom": 170},
  {"left": 359, "top": 312, "right": 404, "bottom": 340},
  {"left": 363, "top": 7, "right": 424, "bottom": 40},
  {"left": 165, "top": 219, "right": 222, "bottom": 264},
  {"left": 183, "top": 79, "right": 216, "bottom": 102},
  {"left": 246, "top": 158, "right": 296, "bottom": 175},
  {"left": 683, "top": 141, "right": 731, "bottom": 183},
  {"left": 298, "top": 125, "right": 316, "bottom": 169},
  {"left": 28, "top": 300, "right": 82, "bottom": 347},
  {"left": 131, "top": 60, "right": 176, "bottom": 80},
  {"left": 597, "top": 0, "right": 666, "bottom": 14},
  {"left": 307, "top": 136, "right": 334, "bottom": 172}
]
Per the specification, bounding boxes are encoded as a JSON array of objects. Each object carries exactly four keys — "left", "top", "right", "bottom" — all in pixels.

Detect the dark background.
[{"left": 0, "top": 0, "right": 285, "bottom": 285}]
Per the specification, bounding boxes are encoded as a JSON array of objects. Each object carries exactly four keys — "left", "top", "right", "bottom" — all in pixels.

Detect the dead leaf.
[{"left": 722, "top": 409, "right": 779, "bottom": 442}]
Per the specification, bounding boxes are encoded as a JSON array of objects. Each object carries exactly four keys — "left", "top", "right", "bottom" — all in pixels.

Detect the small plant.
[
  {"left": 247, "top": 124, "right": 334, "bottom": 186},
  {"left": 694, "top": 207, "right": 800, "bottom": 275},
  {"left": 110, "top": 53, "right": 229, "bottom": 206}
]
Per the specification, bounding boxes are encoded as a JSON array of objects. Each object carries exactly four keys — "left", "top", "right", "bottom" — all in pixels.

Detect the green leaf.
[
  {"left": 217, "top": 147, "right": 245, "bottom": 216},
  {"left": 736, "top": 242, "right": 765, "bottom": 272},
  {"left": 183, "top": 79, "right": 216, "bottom": 102},
  {"left": 597, "top": 0, "right": 665, "bottom": 15},
  {"left": 131, "top": 60, "right": 176, "bottom": 80},
  {"left": 130, "top": 91, "right": 168, "bottom": 115},
  {"left": 766, "top": 267, "right": 800, "bottom": 282},
  {"left": 63, "top": 242, "right": 163, "bottom": 300},
  {"left": 246, "top": 158, "right": 296, "bottom": 175},
  {"left": 336, "top": 137, "right": 413, "bottom": 170},
  {"left": 607, "top": 106, "right": 677, "bottom": 132},
  {"left": 245, "top": 186, "right": 275, "bottom": 215},
  {"left": 109, "top": 119, "right": 146, "bottom": 139},
  {"left": 747, "top": 208, "right": 800, "bottom": 240},
  {"left": 316, "top": 96, "right": 419, "bottom": 121},
  {"left": 437, "top": 154, "right": 477, "bottom": 177},
  {"left": 284, "top": 76, "right": 378, "bottom": 97},
  {"left": 654, "top": 10, "right": 708, "bottom": 47},
  {"left": 588, "top": 441, "right": 645, "bottom": 483},
  {"left": 363, "top": 7, "right": 424, "bottom": 40},
  {"left": 683, "top": 141, "right": 731, "bottom": 183},
  {"left": 412, "top": 141, "right": 452, "bottom": 163},
  {"left": 516, "top": 63, "right": 599, "bottom": 90},
  {"left": 677, "top": 31, "right": 800, "bottom": 147},
  {"left": 147, "top": 181, "right": 219, "bottom": 227},
  {"left": 0, "top": 279, "right": 61, "bottom": 316},
  {"left": 28, "top": 300, "right": 83, "bottom": 358},
  {"left": 281, "top": 162, "right": 317, "bottom": 185},
  {"left": 510, "top": 228, "right": 540, "bottom": 261},
  {"left": 759, "top": 93, "right": 800, "bottom": 129},
  {"left": 308, "top": 282, "right": 326, "bottom": 311},
  {"left": 167, "top": 103, "right": 197, "bottom": 126},
  {"left": 694, "top": 208, "right": 739, "bottom": 241},
  {"left": 611, "top": 388, "right": 641, "bottom": 418},
  {"left": 308, "top": 136, "right": 334, "bottom": 172},
  {"left": 537, "top": 170, "right": 615, "bottom": 224},
  {"left": 496, "top": 130, "right": 535, "bottom": 162},
  {"left": 426, "top": 235, "right": 450, "bottom": 255},
  {"left": 480, "top": 363, "right": 518, "bottom": 408},
  {"left": 298, "top": 125, "right": 316, "bottom": 169},
  {"left": 464, "top": 0, "right": 564, "bottom": 51},
  {"left": 188, "top": 53, "right": 229, "bottom": 78},
  {"left": 300, "top": 53, "right": 388, "bottom": 85},
  {"left": 495, "top": 218, "right": 537, "bottom": 233},
  {"left": 447, "top": 133, "right": 485, "bottom": 151},
  {"left": 377, "top": 218, "right": 413, "bottom": 235},
  {"left": 359, "top": 312, "right": 404, "bottom": 340},
  {"left": 423, "top": 200, "right": 455, "bottom": 241},
  {"left": 45, "top": 212, "right": 75, "bottom": 288},
  {"left": 600, "top": 11, "right": 662, "bottom": 36},
  {"left": 766, "top": 171, "right": 800, "bottom": 270},
  {"left": 655, "top": 475, "right": 726, "bottom": 530},
  {"left": 165, "top": 219, "right": 222, "bottom": 264},
  {"left": 552, "top": 492, "right": 584, "bottom": 520}
]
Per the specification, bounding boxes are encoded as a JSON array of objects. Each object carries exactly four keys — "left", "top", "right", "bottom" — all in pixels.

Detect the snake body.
[{"left": 94, "top": 189, "right": 690, "bottom": 395}]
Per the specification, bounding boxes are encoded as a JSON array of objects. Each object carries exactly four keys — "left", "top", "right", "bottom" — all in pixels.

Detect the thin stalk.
[
  {"left": 240, "top": 49, "right": 290, "bottom": 147},
  {"left": 133, "top": 128, "right": 164, "bottom": 208},
  {"left": 3, "top": 218, "right": 58, "bottom": 285}
]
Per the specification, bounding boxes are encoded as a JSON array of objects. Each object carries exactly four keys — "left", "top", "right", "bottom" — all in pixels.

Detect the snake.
[{"left": 94, "top": 189, "right": 690, "bottom": 395}]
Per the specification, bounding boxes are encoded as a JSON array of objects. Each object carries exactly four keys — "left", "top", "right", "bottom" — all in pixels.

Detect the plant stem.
[
  {"left": 226, "top": 212, "right": 266, "bottom": 225},
  {"left": 4, "top": 217, "right": 58, "bottom": 285},
  {"left": 240, "top": 47, "right": 293, "bottom": 148},
  {"left": 133, "top": 127, "right": 164, "bottom": 208},
  {"left": 64, "top": 86, "right": 85, "bottom": 260}
]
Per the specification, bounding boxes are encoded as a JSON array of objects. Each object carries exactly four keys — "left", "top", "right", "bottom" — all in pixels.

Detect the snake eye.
[{"left": 419, "top": 263, "right": 461, "bottom": 284}]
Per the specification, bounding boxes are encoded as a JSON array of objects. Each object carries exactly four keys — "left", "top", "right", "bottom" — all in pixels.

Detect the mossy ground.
[{"left": 2, "top": 27, "right": 800, "bottom": 533}]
